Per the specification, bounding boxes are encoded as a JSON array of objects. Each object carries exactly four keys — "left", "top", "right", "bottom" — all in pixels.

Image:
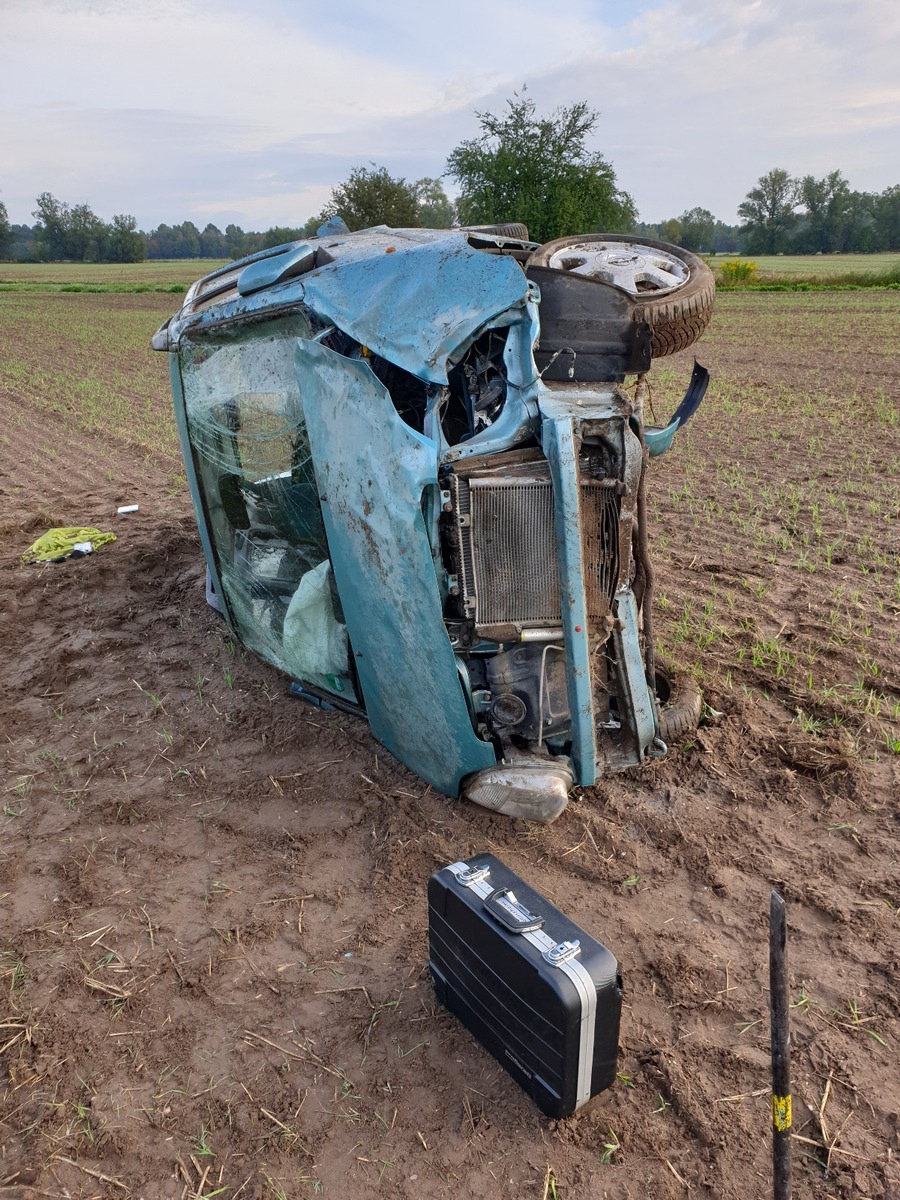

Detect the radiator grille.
[{"left": 451, "top": 461, "right": 620, "bottom": 630}]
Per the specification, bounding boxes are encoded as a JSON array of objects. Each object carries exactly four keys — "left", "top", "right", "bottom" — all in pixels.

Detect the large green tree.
[
  {"left": 224, "top": 224, "right": 251, "bottom": 259},
  {"left": 737, "top": 169, "right": 800, "bottom": 254},
  {"left": 32, "top": 192, "right": 144, "bottom": 261},
  {"left": 199, "top": 223, "right": 228, "bottom": 258},
  {"left": 873, "top": 185, "right": 900, "bottom": 250},
  {"left": 320, "top": 165, "right": 420, "bottom": 231},
  {"left": 415, "top": 177, "right": 455, "bottom": 228},
  {"left": 798, "top": 170, "right": 852, "bottom": 253},
  {"left": 315, "top": 169, "right": 454, "bottom": 232},
  {"left": 260, "top": 225, "right": 310, "bottom": 249},
  {"left": 146, "top": 221, "right": 201, "bottom": 259},
  {"left": 445, "top": 92, "right": 635, "bottom": 244},
  {"left": 32, "top": 192, "right": 71, "bottom": 259},
  {"left": 677, "top": 207, "right": 716, "bottom": 252},
  {"left": 67, "top": 202, "right": 107, "bottom": 261},
  {"left": 0, "top": 199, "right": 11, "bottom": 260},
  {"left": 106, "top": 214, "right": 145, "bottom": 262}
]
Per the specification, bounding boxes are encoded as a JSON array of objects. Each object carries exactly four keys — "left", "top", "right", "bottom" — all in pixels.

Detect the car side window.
[{"left": 180, "top": 321, "right": 355, "bottom": 699}]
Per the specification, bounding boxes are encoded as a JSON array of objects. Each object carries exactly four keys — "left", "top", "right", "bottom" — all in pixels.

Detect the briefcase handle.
[{"left": 483, "top": 887, "right": 546, "bottom": 934}]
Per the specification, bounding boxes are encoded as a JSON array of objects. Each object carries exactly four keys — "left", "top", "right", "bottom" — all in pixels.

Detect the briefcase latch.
[
  {"left": 455, "top": 864, "right": 491, "bottom": 887},
  {"left": 542, "top": 939, "right": 582, "bottom": 967}
]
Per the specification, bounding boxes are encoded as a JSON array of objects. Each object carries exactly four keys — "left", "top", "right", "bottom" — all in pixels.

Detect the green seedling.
[
  {"left": 68, "top": 1098, "right": 94, "bottom": 1143},
  {"left": 192, "top": 1123, "right": 214, "bottom": 1155},
  {"left": 133, "top": 679, "right": 167, "bottom": 713},
  {"left": 599, "top": 1128, "right": 621, "bottom": 1164},
  {"left": 262, "top": 1173, "right": 288, "bottom": 1200},
  {"left": 363, "top": 997, "right": 398, "bottom": 1056},
  {"left": 835, "top": 998, "right": 889, "bottom": 1047},
  {"left": 1, "top": 953, "right": 26, "bottom": 991},
  {"left": 259, "top": 1106, "right": 309, "bottom": 1150},
  {"left": 827, "top": 821, "right": 858, "bottom": 835},
  {"left": 7, "top": 775, "right": 33, "bottom": 800},
  {"left": 791, "top": 987, "right": 813, "bottom": 1012},
  {"left": 801, "top": 705, "right": 830, "bottom": 734}
]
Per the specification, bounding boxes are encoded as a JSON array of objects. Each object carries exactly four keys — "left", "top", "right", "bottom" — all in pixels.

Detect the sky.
[{"left": 2, "top": 0, "right": 899, "bottom": 232}]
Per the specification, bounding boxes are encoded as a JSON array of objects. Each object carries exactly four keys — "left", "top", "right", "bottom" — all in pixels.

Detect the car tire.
[
  {"left": 463, "top": 222, "right": 531, "bottom": 242},
  {"left": 655, "top": 664, "right": 703, "bottom": 744},
  {"left": 528, "top": 234, "right": 715, "bottom": 358}
]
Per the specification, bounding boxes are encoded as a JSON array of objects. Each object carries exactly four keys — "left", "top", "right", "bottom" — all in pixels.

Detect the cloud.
[
  {"left": 1, "top": 0, "right": 898, "bottom": 228},
  {"left": 525, "top": 0, "right": 900, "bottom": 218},
  {"left": 3, "top": 4, "right": 436, "bottom": 137}
]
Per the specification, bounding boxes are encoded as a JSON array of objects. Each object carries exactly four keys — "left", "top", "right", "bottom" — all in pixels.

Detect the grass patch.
[
  {"left": 0, "top": 282, "right": 187, "bottom": 294},
  {"left": 711, "top": 253, "right": 900, "bottom": 290},
  {"left": 0, "top": 291, "right": 180, "bottom": 457},
  {"left": 0, "top": 259, "right": 227, "bottom": 289}
]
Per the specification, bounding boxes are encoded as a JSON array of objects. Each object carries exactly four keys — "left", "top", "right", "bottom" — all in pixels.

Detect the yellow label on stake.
[{"left": 772, "top": 1094, "right": 792, "bottom": 1132}]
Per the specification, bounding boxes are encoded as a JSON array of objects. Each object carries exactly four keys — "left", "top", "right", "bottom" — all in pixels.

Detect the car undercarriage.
[{"left": 153, "top": 223, "right": 715, "bottom": 821}]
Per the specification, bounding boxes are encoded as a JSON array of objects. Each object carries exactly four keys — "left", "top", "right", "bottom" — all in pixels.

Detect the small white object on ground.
[
  {"left": 116, "top": 504, "right": 140, "bottom": 514},
  {"left": 72, "top": 542, "right": 93, "bottom": 555}
]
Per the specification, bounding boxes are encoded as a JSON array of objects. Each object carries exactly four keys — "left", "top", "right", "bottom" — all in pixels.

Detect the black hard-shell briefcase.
[{"left": 428, "top": 853, "right": 622, "bottom": 1118}]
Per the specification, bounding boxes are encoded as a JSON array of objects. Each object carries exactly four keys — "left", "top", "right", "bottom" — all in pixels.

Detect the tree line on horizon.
[{"left": 2, "top": 95, "right": 899, "bottom": 263}]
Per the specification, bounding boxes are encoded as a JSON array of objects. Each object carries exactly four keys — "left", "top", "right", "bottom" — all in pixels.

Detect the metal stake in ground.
[{"left": 770, "top": 890, "right": 792, "bottom": 1200}]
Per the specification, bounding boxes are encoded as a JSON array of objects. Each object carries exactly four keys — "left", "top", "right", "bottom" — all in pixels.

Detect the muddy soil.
[{"left": 1, "top": 292, "right": 899, "bottom": 1200}]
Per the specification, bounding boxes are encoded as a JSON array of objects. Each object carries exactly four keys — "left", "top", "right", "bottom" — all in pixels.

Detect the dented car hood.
[{"left": 158, "top": 228, "right": 533, "bottom": 385}]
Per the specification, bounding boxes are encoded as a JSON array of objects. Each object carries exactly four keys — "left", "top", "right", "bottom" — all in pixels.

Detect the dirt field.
[{"left": 1, "top": 288, "right": 898, "bottom": 1200}]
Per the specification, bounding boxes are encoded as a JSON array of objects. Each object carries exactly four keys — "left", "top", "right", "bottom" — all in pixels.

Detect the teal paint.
[
  {"left": 295, "top": 339, "right": 496, "bottom": 796},
  {"left": 541, "top": 403, "right": 597, "bottom": 787}
]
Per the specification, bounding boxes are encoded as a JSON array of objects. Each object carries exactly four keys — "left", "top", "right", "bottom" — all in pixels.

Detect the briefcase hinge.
[{"left": 542, "top": 939, "right": 582, "bottom": 967}]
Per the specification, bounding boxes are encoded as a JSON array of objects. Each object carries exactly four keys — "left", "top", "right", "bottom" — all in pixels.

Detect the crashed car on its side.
[{"left": 153, "top": 221, "right": 715, "bottom": 821}]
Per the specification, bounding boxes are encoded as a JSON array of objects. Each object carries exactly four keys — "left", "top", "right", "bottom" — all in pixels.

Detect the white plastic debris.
[
  {"left": 282, "top": 560, "right": 349, "bottom": 677},
  {"left": 117, "top": 504, "right": 139, "bottom": 514}
]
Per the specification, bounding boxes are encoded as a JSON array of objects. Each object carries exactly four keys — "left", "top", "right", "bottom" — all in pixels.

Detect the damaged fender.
[{"left": 295, "top": 339, "right": 496, "bottom": 796}]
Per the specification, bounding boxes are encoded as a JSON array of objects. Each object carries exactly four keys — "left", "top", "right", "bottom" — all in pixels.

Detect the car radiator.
[{"left": 448, "top": 457, "right": 622, "bottom": 635}]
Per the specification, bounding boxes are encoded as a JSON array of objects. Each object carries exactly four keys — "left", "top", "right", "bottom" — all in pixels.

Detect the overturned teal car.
[{"left": 153, "top": 223, "right": 715, "bottom": 821}]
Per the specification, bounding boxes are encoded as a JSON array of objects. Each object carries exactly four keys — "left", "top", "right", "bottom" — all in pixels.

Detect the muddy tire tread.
[
  {"left": 465, "top": 222, "right": 531, "bottom": 241},
  {"left": 633, "top": 274, "right": 717, "bottom": 358},
  {"left": 658, "top": 670, "right": 703, "bottom": 743}
]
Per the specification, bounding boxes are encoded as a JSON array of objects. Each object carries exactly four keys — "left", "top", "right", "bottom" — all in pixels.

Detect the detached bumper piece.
[
  {"left": 429, "top": 854, "right": 622, "bottom": 1118},
  {"left": 644, "top": 360, "right": 710, "bottom": 457}
]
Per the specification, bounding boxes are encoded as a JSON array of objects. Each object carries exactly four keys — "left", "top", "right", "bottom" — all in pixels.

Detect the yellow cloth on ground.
[{"left": 22, "top": 526, "right": 117, "bottom": 563}]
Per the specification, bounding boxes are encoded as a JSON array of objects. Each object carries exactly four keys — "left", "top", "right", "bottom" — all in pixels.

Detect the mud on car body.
[{"left": 153, "top": 221, "right": 715, "bottom": 821}]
